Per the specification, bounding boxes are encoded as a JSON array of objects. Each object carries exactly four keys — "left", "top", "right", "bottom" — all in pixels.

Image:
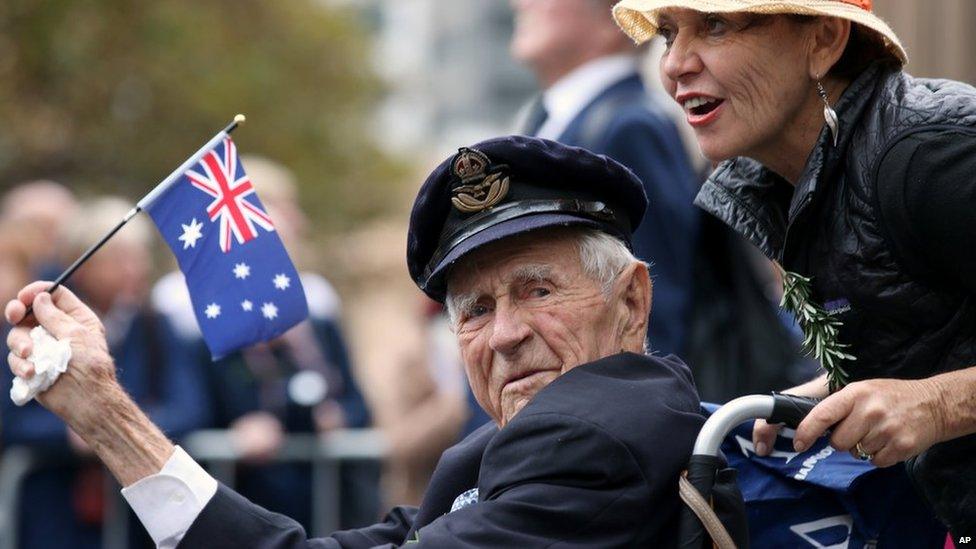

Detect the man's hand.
[
  {"left": 5, "top": 281, "right": 174, "bottom": 486},
  {"left": 231, "top": 412, "right": 285, "bottom": 464},
  {"left": 6, "top": 282, "right": 116, "bottom": 420},
  {"left": 314, "top": 399, "right": 347, "bottom": 433},
  {"left": 793, "top": 378, "right": 949, "bottom": 468}
]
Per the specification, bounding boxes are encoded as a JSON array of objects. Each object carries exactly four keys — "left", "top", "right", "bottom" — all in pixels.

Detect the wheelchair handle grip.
[
  {"left": 768, "top": 393, "right": 820, "bottom": 430},
  {"left": 691, "top": 393, "right": 822, "bottom": 457}
]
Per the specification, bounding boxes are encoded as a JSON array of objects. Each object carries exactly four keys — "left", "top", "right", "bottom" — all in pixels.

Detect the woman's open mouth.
[{"left": 681, "top": 96, "right": 725, "bottom": 127}]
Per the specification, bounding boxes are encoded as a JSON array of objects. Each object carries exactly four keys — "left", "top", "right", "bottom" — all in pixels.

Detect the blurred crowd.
[{"left": 0, "top": 2, "right": 827, "bottom": 548}]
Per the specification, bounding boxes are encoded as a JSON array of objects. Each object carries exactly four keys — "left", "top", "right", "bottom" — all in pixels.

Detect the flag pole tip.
[{"left": 234, "top": 114, "right": 246, "bottom": 124}]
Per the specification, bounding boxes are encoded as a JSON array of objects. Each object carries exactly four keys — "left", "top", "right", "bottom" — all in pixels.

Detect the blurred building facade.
[
  {"left": 335, "top": 0, "right": 535, "bottom": 155},
  {"left": 875, "top": 0, "right": 976, "bottom": 85}
]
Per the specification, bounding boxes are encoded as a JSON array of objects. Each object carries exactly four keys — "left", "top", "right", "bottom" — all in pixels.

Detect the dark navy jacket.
[
  {"left": 178, "top": 352, "right": 704, "bottom": 548},
  {"left": 694, "top": 61, "right": 976, "bottom": 536},
  {"left": 551, "top": 74, "right": 700, "bottom": 357}
]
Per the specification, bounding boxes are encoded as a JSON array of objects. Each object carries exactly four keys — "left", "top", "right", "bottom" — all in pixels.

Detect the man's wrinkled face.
[{"left": 447, "top": 231, "right": 624, "bottom": 427}]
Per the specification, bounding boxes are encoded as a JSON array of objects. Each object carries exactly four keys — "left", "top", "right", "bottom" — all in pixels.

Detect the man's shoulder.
[
  {"left": 524, "top": 352, "right": 700, "bottom": 418},
  {"left": 474, "top": 352, "right": 703, "bottom": 540},
  {"left": 506, "top": 353, "right": 704, "bottom": 463}
]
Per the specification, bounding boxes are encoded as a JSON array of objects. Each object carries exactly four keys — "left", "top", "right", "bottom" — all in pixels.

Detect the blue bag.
[{"left": 703, "top": 403, "right": 947, "bottom": 548}]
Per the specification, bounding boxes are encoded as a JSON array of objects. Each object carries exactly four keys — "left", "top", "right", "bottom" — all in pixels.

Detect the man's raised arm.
[
  {"left": 6, "top": 282, "right": 175, "bottom": 485},
  {"left": 5, "top": 281, "right": 417, "bottom": 549}
]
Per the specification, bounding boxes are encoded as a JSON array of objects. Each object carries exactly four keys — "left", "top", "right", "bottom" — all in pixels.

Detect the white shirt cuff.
[{"left": 121, "top": 445, "right": 218, "bottom": 549}]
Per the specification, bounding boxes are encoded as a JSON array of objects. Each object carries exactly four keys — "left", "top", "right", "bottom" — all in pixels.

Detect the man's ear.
[
  {"left": 613, "top": 261, "right": 652, "bottom": 348},
  {"left": 808, "top": 16, "right": 851, "bottom": 79}
]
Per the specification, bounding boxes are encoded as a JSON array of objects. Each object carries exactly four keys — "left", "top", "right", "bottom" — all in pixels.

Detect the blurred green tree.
[{"left": 0, "top": 0, "right": 406, "bottom": 231}]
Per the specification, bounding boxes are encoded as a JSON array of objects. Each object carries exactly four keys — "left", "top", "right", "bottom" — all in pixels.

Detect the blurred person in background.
[
  {"left": 0, "top": 222, "right": 39, "bottom": 306},
  {"left": 0, "top": 222, "right": 37, "bottom": 441},
  {"left": 511, "top": 0, "right": 700, "bottom": 358},
  {"left": 0, "top": 180, "right": 78, "bottom": 280},
  {"left": 383, "top": 296, "right": 489, "bottom": 507},
  {"left": 0, "top": 196, "right": 210, "bottom": 549},
  {"left": 151, "top": 156, "right": 379, "bottom": 530},
  {"left": 510, "top": 0, "right": 807, "bottom": 402}
]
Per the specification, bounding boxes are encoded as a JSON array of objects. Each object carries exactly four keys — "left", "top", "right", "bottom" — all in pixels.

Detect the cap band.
[
  {"left": 840, "top": 0, "right": 872, "bottom": 11},
  {"left": 423, "top": 199, "right": 623, "bottom": 280}
]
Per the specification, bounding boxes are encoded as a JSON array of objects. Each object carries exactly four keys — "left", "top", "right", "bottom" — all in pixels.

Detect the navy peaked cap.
[{"left": 407, "top": 135, "right": 647, "bottom": 302}]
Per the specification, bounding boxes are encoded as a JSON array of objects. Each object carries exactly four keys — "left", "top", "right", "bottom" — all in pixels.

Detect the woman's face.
[{"left": 657, "top": 9, "right": 818, "bottom": 162}]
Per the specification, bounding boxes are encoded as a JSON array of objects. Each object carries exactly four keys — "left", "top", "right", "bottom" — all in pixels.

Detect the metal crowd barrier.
[{"left": 0, "top": 428, "right": 387, "bottom": 549}]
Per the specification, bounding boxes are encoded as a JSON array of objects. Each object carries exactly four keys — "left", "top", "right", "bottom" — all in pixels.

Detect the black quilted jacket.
[{"left": 695, "top": 61, "right": 976, "bottom": 535}]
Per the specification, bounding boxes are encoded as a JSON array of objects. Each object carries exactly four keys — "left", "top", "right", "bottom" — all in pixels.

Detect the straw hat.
[{"left": 612, "top": 0, "right": 907, "bottom": 65}]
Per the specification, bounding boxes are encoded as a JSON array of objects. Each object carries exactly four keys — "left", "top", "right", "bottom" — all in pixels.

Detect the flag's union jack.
[{"left": 185, "top": 137, "right": 275, "bottom": 252}]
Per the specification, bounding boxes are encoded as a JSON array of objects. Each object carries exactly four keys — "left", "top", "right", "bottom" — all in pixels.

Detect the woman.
[{"left": 612, "top": 0, "right": 976, "bottom": 536}]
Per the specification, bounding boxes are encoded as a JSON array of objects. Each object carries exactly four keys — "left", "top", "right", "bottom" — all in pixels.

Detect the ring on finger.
[{"left": 855, "top": 442, "right": 873, "bottom": 461}]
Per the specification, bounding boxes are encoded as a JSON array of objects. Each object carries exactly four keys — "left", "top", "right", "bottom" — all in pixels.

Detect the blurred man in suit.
[{"left": 511, "top": 0, "right": 700, "bottom": 356}]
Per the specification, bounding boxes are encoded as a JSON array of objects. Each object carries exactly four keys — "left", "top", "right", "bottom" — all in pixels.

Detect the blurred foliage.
[{"left": 0, "top": 0, "right": 408, "bottom": 231}]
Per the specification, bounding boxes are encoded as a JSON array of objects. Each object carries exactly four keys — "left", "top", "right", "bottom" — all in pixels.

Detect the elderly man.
[{"left": 6, "top": 137, "right": 704, "bottom": 548}]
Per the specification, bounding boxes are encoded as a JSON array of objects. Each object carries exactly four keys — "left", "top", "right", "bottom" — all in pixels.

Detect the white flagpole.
[
  {"left": 24, "top": 114, "right": 246, "bottom": 316},
  {"left": 136, "top": 113, "right": 246, "bottom": 211}
]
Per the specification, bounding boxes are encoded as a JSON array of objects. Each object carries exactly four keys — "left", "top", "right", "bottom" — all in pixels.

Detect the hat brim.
[
  {"left": 612, "top": 0, "right": 908, "bottom": 65},
  {"left": 422, "top": 213, "right": 611, "bottom": 301}
]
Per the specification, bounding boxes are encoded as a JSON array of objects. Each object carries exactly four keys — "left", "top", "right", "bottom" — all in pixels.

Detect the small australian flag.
[{"left": 145, "top": 136, "right": 308, "bottom": 359}]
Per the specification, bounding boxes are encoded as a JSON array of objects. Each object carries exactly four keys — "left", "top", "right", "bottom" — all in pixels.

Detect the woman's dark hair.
[
  {"left": 739, "top": 13, "right": 898, "bottom": 78},
  {"left": 788, "top": 14, "right": 897, "bottom": 78},
  {"left": 829, "top": 22, "right": 898, "bottom": 78}
]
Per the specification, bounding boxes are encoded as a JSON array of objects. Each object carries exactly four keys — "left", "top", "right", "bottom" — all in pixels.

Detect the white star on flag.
[
  {"left": 233, "top": 263, "right": 251, "bottom": 279},
  {"left": 204, "top": 303, "right": 221, "bottom": 319},
  {"left": 261, "top": 302, "right": 278, "bottom": 320},
  {"left": 241, "top": 300, "right": 253, "bottom": 311},
  {"left": 273, "top": 273, "right": 291, "bottom": 290},
  {"left": 179, "top": 218, "right": 204, "bottom": 249}
]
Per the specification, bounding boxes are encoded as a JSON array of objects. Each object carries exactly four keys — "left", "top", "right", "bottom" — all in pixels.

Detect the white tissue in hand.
[{"left": 10, "top": 326, "right": 71, "bottom": 406}]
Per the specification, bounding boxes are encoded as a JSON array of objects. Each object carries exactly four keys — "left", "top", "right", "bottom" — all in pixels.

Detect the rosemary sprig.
[{"left": 778, "top": 266, "right": 856, "bottom": 392}]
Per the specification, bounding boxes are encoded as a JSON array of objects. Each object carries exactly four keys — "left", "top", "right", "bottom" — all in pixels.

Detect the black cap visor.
[{"left": 421, "top": 199, "right": 630, "bottom": 301}]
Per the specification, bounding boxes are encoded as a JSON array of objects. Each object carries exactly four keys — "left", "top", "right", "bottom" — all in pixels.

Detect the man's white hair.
[
  {"left": 445, "top": 227, "right": 648, "bottom": 324},
  {"left": 576, "top": 228, "right": 647, "bottom": 296}
]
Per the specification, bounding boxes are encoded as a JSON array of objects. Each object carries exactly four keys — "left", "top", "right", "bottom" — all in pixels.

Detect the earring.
[{"left": 817, "top": 78, "right": 839, "bottom": 146}]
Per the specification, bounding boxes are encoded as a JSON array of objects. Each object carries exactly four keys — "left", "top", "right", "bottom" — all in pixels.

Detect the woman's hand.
[
  {"left": 793, "top": 378, "right": 950, "bottom": 467},
  {"left": 753, "top": 373, "right": 829, "bottom": 456}
]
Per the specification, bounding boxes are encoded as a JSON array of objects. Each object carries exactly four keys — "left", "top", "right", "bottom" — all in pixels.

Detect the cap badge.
[{"left": 450, "top": 147, "right": 509, "bottom": 213}]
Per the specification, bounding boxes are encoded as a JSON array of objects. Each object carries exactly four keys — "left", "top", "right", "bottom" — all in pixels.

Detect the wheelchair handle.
[{"left": 692, "top": 393, "right": 820, "bottom": 457}]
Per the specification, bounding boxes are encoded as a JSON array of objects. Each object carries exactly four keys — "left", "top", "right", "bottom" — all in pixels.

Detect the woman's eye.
[
  {"left": 704, "top": 14, "right": 728, "bottom": 35},
  {"left": 658, "top": 25, "right": 676, "bottom": 47}
]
